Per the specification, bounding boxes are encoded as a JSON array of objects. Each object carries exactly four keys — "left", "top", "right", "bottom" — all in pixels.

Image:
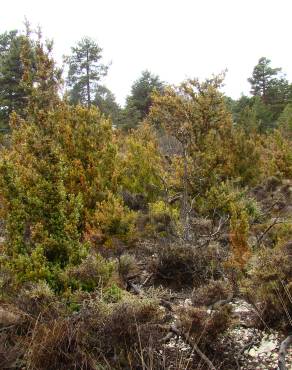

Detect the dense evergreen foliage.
[
  {"left": 119, "top": 70, "right": 164, "bottom": 130},
  {"left": 0, "top": 30, "right": 29, "bottom": 129}
]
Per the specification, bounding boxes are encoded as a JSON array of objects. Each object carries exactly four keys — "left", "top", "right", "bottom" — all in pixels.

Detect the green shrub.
[
  {"left": 103, "top": 283, "right": 123, "bottom": 303},
  {"left": 198, "top": 181, "right": 261, "bottom": 222},
  {"left": 146, "top": 200, "right": 179, "bottom": 237},
  {"left": 92, "top": 191, "right": 137, "bottom": 247},
  {"left": 0, "top": 105, "right": 121, "bottom": 291}
]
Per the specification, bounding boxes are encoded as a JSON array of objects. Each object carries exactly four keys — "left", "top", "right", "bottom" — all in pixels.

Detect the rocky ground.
[
  {"left": 224, "top": 300, "right": 292, "bottom": 369},
  {"left": 126, "top": 269, "right": 292, "bottom": 370}
]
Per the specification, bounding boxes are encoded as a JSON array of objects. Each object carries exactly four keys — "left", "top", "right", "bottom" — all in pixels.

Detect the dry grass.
[{"left": 192, "top": 280, "right": 232, "bottom": 307}]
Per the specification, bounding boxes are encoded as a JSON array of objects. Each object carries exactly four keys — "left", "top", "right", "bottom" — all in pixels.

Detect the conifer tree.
[
  {"left": 65, "top": 37, "right": 108, "bottom": 107},
  {"left": 120, "top": 70, "right": 164, "bottom": 130},
  {"left": 248, "top": 57, "right": 282, "bottom": 103},
  {"left": 248, "top": 57, "right": 292, "bottom": 123},
  {"left": 0, "top": 30, "right": 28, "bottom": 129}
]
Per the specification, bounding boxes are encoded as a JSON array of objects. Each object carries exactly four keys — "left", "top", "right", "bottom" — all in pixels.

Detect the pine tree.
[
  {"left": 120, "top": 70, "right": 164, "bottom": 130},
  {"left": 65, "top": 37, "right": 108, "bottom": 107},
  {"left": 248, "top": 58, "right": 292, "bottom": 127},
  {"left": 0, "top": 30, "right": 28, "bottom": 129},
  {"left": 248, "top": 57, "right": 282, "bottom": 103}
]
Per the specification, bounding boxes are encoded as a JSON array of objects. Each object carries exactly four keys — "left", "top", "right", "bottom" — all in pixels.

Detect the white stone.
[
  {"left": 183, "top": 298, "right": 192, "bottom": 307},
  {"left": 248, "top": 339, "right": 277, "bottom": 357}
]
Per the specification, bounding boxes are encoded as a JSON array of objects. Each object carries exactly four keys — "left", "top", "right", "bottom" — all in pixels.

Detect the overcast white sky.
[{"left": 1, "top": 0, "right": 292, "bottom": 106}]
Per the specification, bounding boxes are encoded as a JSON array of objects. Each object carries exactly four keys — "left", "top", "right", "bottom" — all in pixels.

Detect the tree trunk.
[{"left": 86, "top": 49, "right": 91, "bottom": 108}]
